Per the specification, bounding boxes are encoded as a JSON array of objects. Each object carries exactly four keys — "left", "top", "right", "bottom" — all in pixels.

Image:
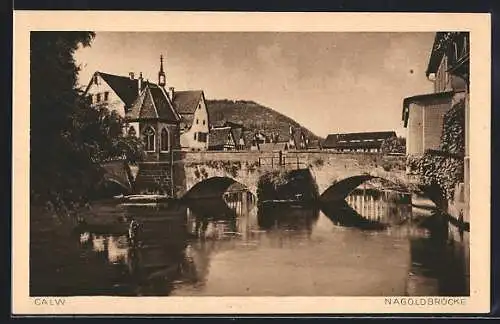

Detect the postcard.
[{"left": 12, "top": 11, "right": 491, "bottom": 315}]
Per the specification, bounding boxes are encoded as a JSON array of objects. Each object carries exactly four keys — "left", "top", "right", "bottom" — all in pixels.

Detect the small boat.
[
  {"left": 115, "top": 194, "right": 175, "bottom": 205},
  {"left": 259, "top": 199, "right": 314, "bottom": 209}
]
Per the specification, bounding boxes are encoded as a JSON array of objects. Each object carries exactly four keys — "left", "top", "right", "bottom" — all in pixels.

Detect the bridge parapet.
[{"left": 180, "top": 151, "right": 407, "bottom": 198}]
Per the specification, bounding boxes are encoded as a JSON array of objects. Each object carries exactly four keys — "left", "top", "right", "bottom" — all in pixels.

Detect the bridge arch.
[
  {"left": 319, "top": 175, "right": 409, "bottom": 203},
  {"left": 182, "top": 176, "right": 256, "bottom": 200}
]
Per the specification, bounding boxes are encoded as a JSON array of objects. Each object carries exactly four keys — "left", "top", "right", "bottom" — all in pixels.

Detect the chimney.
[
  {"left": 129, "top": 72, "right": 135, "bottom": 80},
  {"left": 168, "top": 87, "right": 175, "bottom": 100},
  {"left": 137, "top": 72, "right": 143, "bottom": 95}
]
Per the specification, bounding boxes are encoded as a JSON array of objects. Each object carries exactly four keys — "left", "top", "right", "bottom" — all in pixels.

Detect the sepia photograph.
[{"left": 13, "top": 11, "right": 491, "bottom": 314}]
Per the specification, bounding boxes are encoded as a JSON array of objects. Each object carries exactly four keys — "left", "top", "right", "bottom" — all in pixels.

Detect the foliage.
[
  {"left": 440, "top": 99, "right": 465, "bottom": 155},
  {"left": 30, "top": 32, "right": 144, "bottom": 209},
  {"left": 75, "top": 105, "right": 146, "bottom": 164},
  {"left": 406, "top": 99, "right": 466, "bottom": 201},
  {"left": 406, "top": 154, "right": 421, "bottom": 174},
  {"left": 257, "top": 170, "right": 290, "bottom": 201},
  {"left": 414, "top": 153, "right": 464, "bottom": 201},
  {"left": 380, "top": 136, "right": 406, "bottom": 154}
]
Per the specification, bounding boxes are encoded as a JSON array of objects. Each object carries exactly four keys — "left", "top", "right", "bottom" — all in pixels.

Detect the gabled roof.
[
  {"left": 290, "top": 127, "right": 307, "bottom": 149},
  {"left": 322, "top": 131, "right": 396, "bottom": 149},
  {"left": 86, "top": 72, "right": 142, "bottom": 108},
  {"left": 231, "top": 127, "right": 244, "bottom": 145},
  {"left": 126, "top": 84, "right": 181, "bottom": 122},
  {"left": 209, "top": 127, "right": 233, "bottom": 148},
  {"left": 259, "top": 142, "right": 288, "bottom": 152},
  {"left": 172, "top": 90, "right": 204, "bottom": 114}
]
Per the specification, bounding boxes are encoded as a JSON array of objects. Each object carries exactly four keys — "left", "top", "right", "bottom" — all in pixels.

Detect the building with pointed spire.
[{"left": 84, "top": 54, "right": 211, "bottom": 153}]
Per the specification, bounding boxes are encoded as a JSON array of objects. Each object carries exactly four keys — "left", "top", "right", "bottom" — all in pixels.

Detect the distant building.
[
  {"left": 322, "top": 131, "right": 396, "bottom": 153},
  {"left": 208, "top": 126, "right": 236, "bottom": 151},
  {"left": 258, "top": 142, "right": 289, "bottom": 152},
  {"left": 307, "top": 139, "right": 322, "bottom": 150},
  {"left": 211, "top": 121, "right": 247, "bottom": 150},
  {"left": 287, "top": 126, "right": 308, "bottom": 150}
]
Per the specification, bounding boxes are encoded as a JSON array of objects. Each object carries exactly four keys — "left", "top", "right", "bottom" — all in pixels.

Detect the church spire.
[{"left": 158, "top": 54, "right": 166, "bottom": 87}]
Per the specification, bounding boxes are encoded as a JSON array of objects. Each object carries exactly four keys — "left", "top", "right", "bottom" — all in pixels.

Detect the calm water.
[{"left": 30, "top": 189, "right": 469, "bottom": 296}]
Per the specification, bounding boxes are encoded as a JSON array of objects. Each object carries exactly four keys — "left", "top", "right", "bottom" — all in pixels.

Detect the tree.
[
  {"left": 380, "top": 136, "right": 406, "bottom": 154},
  {"left": 30, "top": 32, "right": 144, "bottom": 208}
]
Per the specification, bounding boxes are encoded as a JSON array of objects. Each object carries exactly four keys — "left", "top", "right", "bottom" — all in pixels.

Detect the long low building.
[{"left": 321, "top": 131, "right": 396, "bottom": 153}]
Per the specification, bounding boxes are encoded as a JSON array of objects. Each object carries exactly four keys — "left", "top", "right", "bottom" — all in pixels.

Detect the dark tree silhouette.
[{"left": 30, "top": 32, "right": 144, "bottom": 208}]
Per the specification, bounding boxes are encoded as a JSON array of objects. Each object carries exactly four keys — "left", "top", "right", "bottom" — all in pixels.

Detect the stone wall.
[{"left": 134, "top": 162, "right": 174, "bottom": 195}]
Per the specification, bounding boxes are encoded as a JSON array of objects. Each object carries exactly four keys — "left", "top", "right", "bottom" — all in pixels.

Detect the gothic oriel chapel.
[{"left": 85, "top": 55, "right": 209, "bottom": 194}]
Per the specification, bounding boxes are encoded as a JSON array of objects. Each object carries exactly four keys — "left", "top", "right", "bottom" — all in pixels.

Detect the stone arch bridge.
[
  {"left": 174, "top": 151, "right": 408, "bottom": 201},
  {"left": 102, "top": 151, "right": 408, "bottom": 201}
]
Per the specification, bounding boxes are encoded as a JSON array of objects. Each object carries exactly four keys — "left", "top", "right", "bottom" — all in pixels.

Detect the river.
[{"left": 30, "top": 188, "right": 469, "bottom": 297}]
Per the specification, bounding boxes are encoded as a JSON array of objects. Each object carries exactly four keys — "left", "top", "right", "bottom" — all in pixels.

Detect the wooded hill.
[{"left": 206, "top": 99, "right": 322, "bottom": 142}]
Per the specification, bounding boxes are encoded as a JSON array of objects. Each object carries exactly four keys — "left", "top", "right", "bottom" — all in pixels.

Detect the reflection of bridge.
[{"left": 101, "top": 151, "right": 408, "bottom": 201}]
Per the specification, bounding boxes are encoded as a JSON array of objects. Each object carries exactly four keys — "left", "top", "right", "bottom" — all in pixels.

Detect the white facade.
[
  {"left": 180, "top": 98, "right": 210, "bottom": 151},
  {"left": 85, "top": 74, "right": 132, "bottom": 117}
]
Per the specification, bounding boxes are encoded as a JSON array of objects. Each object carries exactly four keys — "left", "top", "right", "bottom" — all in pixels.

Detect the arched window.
[
  {"left": 160, "top": 127, "right": 169, "bottom": 152},
  {"left": 128, "top": 126, "right": 136, "bottom": 137},
  {"left": 143, "top": 126, "right": 155, "bottom": 152}
]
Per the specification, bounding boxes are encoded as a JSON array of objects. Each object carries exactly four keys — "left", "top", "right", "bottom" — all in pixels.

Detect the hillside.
[{"left": 206, "top": 99, "right": 323, "bottom": 143}]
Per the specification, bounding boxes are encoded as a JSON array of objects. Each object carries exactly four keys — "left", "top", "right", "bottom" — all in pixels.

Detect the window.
[
  {"left": 196, "top": 119, "right": 199, "bottom": 124},
  {"left": 96, "top": 93, "right": 101, "bottom": 102},
  {"left": 128, "top": 126, "right": 136, "bottom": 137},
  {"left": 194, "top": 133, "right": 197, "bottom": 140},
  {"left": 202, "top": 120, "right": 206, "bottom": 125},
  {"left": 198, "top": 132, "right": 207, "bottom": 143},
  {"left": 160, "top": 128, "right": 169, "bottom": 152},
  {"left": 104, "top": 91, "right": 109, "bottom": 101},
  {"left": 143, "top": 126, "right": 155, "bottom": 152}
]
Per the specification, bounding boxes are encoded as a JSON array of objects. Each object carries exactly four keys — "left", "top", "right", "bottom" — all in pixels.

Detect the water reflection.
[
  {"left": 35, "top": 186, "right": 469, "bottom": 297},
  {"left": 321, "top": 188, "right": 412, "bottom": 231}
]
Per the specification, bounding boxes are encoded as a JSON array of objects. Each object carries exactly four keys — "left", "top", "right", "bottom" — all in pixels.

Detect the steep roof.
[
  {"left": 322, "top": 131, "right": 396, "bottom": 149},
  {"left": 231, "top": 127, "right": 244, "bottom": 145},
  {"left": 259, "top": 142, "right": 288, "bottom": 152},
  {"left": 126, "top": 84, "right": 180, "bottom": 122},
  {"left": 172, "top": 90, "right": 203, "bottom": 114},
  {"left": 290, "top": 127, "right": 307, "bottom": 149},
  {"left": 209, "top": 127, "right": 233, "bottom": 148},
  {"left": 95, "top": 72, "right": 142, "bottom": 107}
]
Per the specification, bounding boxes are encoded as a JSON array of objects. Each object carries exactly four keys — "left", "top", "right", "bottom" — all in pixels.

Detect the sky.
[{"left": 75, "top": 32, "right": 436, "bottom": 138}]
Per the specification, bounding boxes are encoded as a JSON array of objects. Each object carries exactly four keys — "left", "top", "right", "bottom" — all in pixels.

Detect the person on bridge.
[{"left": 128, "top": 219, "right": 143, "bottom": 247}]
